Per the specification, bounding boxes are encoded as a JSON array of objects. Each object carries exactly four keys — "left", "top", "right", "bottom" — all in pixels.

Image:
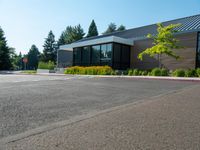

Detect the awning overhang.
[{"left": 59, "top": 36, "right": 134, "bottom": 51}]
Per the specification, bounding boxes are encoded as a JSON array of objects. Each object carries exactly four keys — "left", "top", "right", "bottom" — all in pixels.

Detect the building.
[{"left": 58, "top": 14, "right": 200, "bottom": 70}]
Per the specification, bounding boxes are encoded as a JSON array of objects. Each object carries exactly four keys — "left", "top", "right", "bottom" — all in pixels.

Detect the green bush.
[
  {"left": 172, "top": 69, "right": 185, "bottom": 77},
  {"left": 141, "top": 70, "right": 148, "bottom": 76},
  {"left": 21, "top": 70, "right": 36, "bottom": 74},
  {"left": 38, "top": 61, "right": 55, "bottom": 70},
  {"left": 161, "top": 68, "right": 169, "bottom": 76},
  {"left": 196, "top": 68, "right": 200, "bottom": 77},
  {"left": 185, "top": 69, "right": 197, "bottom": 77},
  {"left": 128, "top": 69, "right": 133, "bottom": 76},
  {"left": 132, "top": 69, "right": 140, "bottom": 76},
  {"left": 151, "top": 68, "right": 162, "bottom": 76},
  {"left": 64, "top": 66, "right": 114, "bottom": 75}
]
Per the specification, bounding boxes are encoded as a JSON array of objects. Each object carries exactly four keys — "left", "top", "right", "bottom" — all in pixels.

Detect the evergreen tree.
[
  {"left": 117, "top": 25, "right": 126, "bottom": 31},
  {"left": 103, "top": 23, "right": 117, "bottom": 34},
  {"left": 42, "top": 30, "right": 57, "bottom": 62},
  {"left": 27, "top": 45, "right": 40, "bottom": 70},
  {"left": 57, "top": 32, "right": 66, "bottom": 46},
  {"left": 0, "top": 27, "right": 12, "bottom": 70},
  {"left": 87, "top": 20, "right": 98, "bottom": 37},
  {"left": 57, "top": 24, "right": 85, "bottom": 46},
  {"left": 72, "top": 24, "right": 85, "bottom": 42}
]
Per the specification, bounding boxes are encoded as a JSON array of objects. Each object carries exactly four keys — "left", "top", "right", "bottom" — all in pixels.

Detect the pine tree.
[
  {"left": 42, "top": 30, "right": 57, "bottom": 62},
  {"left": 117, "top": 25, "right": 126, "bottom": 31},
  {"left": 57, "top": 24, "right": 85, "bottom": 46},
  {"left": 0, "top": 27, "right": 12, "bottom": 70},
  {"left": 27, "top": 45, "right": 40, "bottom": 70},
  {"left": 72, "top": 24, "right": 85, "bottom": 42},
  {"left": 57, "top": 32, "right": 66, "bottom": 46},
  {"left": 103, "top": 23, "right": 117, "bottom": 34},
  {"left": 87, "top": 20, "right": 98, "bottom": 37}
]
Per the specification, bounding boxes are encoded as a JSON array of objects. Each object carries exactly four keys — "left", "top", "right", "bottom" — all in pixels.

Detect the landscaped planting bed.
[{"left": 65, "top": 66, "right": 200, "bottom": 78}]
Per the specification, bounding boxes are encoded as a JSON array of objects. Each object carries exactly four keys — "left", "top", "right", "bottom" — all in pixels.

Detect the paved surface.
[
  {"left": 0, "top": 75, "right": 198, "bottom": 148},
  {"left": 2, "top": 78, "right": 200, "bottom": 150}
]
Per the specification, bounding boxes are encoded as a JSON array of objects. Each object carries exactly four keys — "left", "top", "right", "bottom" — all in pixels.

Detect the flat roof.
[{"left": 59, "top": 36, "right": 134, "bottom": 51}]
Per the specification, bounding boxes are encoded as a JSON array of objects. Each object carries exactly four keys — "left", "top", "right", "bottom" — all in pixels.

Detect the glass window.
[
  {"left": 73, "top": 48, "right": 81, "bottom": 66},
  {"left": 101, "top": 44, "right": 112, "bottom": 66},
  {"left": 113, "top": 43, "right": 121, "bottom": 69},
  {"left": 121, "top": 45, "right": 130, "bottom": 69},
  {"left": 91, "top": 45, "right": 100, "bottom": 65},
  {"left": 82, "top": 46, "right": 90, "bottom": 65}
]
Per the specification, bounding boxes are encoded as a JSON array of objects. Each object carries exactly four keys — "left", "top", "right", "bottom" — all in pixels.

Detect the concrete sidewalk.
[{"left": 2, "top": 85, "right": 200, "bottom": 150}]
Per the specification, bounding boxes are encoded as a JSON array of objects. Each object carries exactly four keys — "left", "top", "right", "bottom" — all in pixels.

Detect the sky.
[{"left": 0, "top": 0, "right": 200, "bottom": 54}]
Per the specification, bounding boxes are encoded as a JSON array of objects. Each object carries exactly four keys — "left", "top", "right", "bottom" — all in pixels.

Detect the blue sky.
[{"left": 0, "top": 0, "right": 200, "bottom": 54}]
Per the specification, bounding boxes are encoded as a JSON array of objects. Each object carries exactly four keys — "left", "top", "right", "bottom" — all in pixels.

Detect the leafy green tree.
[
  {"left": 42, "top": 30, "right": 57, "bottom": 62},
  {"left": 58, "top": 24, "right": 85, "bottom": 46},
  {"left": 138, "top": 23, "right": 182, "bottom": 68},
  {"left": 0, "top": 27, "right": 12, "bottom": 70},
  {"left": 27, "top": 45, "right": 40, "bottom": 70},
  {"left": 87, "top": 20, "right": 98, "bottom": 37},
  {"left": 103, "top": 23, "right": 117, "bottom": 34},
  {"left": 117, "top": 25, "right": 126, "bottom": 31},
  {"left": 9, "top": 50, "right": 24, "bottom": 70},
  {"left": 14, "top": 52, "right": 23, "bottom": 70}
]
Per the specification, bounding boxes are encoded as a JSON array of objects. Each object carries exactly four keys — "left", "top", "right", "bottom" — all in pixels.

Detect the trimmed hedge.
[
  {"left": 172, "top": 69, "right": 185, "bottom": 77},
  {"left": 65, "top": 66, "right": 200, "bottom": 77},
  {"left": 38, "top": 61, "right": 55, "bottom": 70},
  {"left": 196, "top": 68, "right": 200, "bottom": 77},
  {"left": 128, "top": 68, "right": 169, "bottom": 76},
  {"left": 64, "top": 66, "right": 115, "bottom": 75}
]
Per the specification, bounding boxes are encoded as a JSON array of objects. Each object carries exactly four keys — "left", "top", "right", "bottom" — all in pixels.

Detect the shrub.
[
  {"left": 151, "top": 68, "right": 162, "bottom": 76},
  {"left": 196, "top": 68, "right": 200, "bottom": 77},
  {"left": 132, "top": 69, "right": 140, "bottom": 76},
  {"left": 21, "top": 70, "right": 36, "bottom": 74},
  {"left": 185, "top": 69, "right": 197, "bottom": 77},
  {"left": 64, "top": 66, "right": 114, "bottom": 75},
  {"left": 161, "top": 68, "right": 169, "bottom": 76},
  {"left": 38, "top": 61, "right": 55, "bottom": 70},
  {"left": 141, "top": 70, "right": 148, "bottom": 76},
  {"left": 172, "top": 69, "right": 185, "bottom": 77},
  {"left": 128, "top": 69, "right": 133, "bottom": 76}
]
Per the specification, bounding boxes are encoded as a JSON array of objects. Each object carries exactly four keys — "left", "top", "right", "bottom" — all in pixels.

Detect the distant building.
[{"left": 58, "top": 14, "right": 200, "bottom": 70}]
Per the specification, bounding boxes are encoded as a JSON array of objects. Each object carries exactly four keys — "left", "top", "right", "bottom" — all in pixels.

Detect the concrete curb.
[
  {"left": 14, "top": 72, "right": 200, "bottom": 82},
  {"left": 35, "top": 74, "right": 200, "bottom": 82}
]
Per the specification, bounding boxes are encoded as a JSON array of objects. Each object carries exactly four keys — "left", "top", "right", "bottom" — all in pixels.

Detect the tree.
[
  {"left": 57, "top": 32, "right": 66, "bottom": 46},
  {"left": 72, "top": 24, "right": 85, "bottom": 42},
  {"left": 0, "top": 27, "right": 12, "bottom": 70},
  {"left": 138, "top": 23, "right": 182, "bottom": 68},
  {"left": 117, "top": 25, "right": 126, "bottom": 31},
  {"left": 27, "top": 45, "right": 40, "bottom": 70},
  {"left": 42, "top": 30, "right": 57, "bottom": 63},
  {"left": 57, "top": 24, "right": 85, "bottom": 46},
  {"left": 87, "top": 20, "right": 98, "bottom": 37},
  {"left": 103, "top": 23, "right": 117, "bottom": 34}
]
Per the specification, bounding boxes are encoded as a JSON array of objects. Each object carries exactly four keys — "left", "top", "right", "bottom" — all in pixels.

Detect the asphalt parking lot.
[{"left": 0, "top": 74, "right": 197, "bottom": 139}]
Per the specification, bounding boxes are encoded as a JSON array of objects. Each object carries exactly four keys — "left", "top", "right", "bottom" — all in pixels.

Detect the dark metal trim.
[{"left": 196, "top": 32, "right": 200, "bottom": 68}]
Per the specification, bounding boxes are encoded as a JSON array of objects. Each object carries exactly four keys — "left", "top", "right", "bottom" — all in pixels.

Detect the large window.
[
  {"left": 91, "top": 45, "right": 101, "bottom": 65},
  {"left": 113, "top": 43, "right": 130, "bottom": 69},
  {"left": 100, "top": 44, "right": 112, "bottom": 66},
  {"left": 73, "top": 47, "right": 82, "bottom": 66},
  {"left": 73, "top": 42, "right": 130, "bottom": 69},
  {"left": 82, "top": 46, "right": 90, "bottom": 66}
]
